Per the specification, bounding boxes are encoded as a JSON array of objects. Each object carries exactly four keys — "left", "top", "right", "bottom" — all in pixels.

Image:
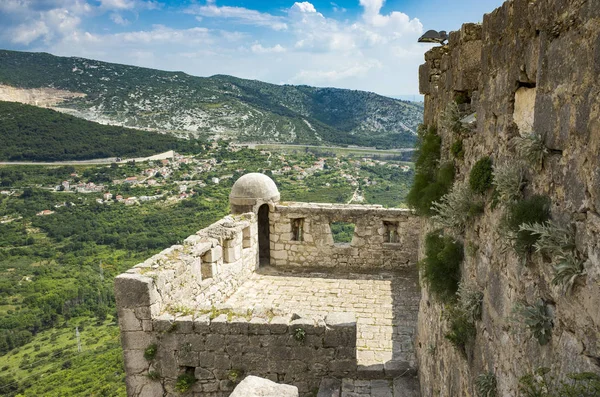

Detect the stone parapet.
[
  {"left": 270, "top": 203, "right": 419, "bottom": 270},
  {"left": 121, "top": 310, "right": 357, "bottom": 397}
]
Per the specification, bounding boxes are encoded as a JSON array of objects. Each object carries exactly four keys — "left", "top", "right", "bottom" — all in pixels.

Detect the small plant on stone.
[
  {"left": 475, "top": 372, "right": 497, "bottom": 397},
  {"left": 513, "top": 132, "right": 548, "bottom": 169},
  {"left": 451, "top": 139, "right": 464, "bottom": 160},
  {"left": 432, "top": 180, "right": 484, "bottom": 233},
  {"left": 293, "top": 327, "right": 306, "bottom": 342},
  {"left": 469, "top": 156, "right": 494, "bottom": 194},
  {"left": 558, "top": 372, "right": 600, "bottom": 396},
  {"left": 520, "top": 221, "right": 586, "bottom": 293},
  {"left": 519, "top": 369, "right": 600, "bottom": 397},
  {"left": 492, "top": 161, "right": 526, "bottom": 204},
  {"left": 444, "top": 304, "right": 476, "bottom": 357},
  {"left": 228, "top": 369, "right": 244, "bottom": 384},
  {"left": 512, "top": 299, "right": 553, "bottom": 346},
  {"left": 518, "top": 367, "right": 554, "bottom": 397},
  {"left": 520, "top": 220, "right": 575, "bottom": 256},
  {"left": 441, "top": 101, "right": 465, "bottom": 134},
  {"left": 457, "top": 283, "right": 483, "bottom": 323},
  {"left": 175, "top": 373, "right": 197, "bottom": 393},
  {"left": 146, "top": 370, "right": 160, "bottom": 381},
  {"left": 426, "top": 344, "right": 437, "bottom": 356},
  {"left": 144, "top": 344, "right": 157, "bottom": 361},
  {"left": 420, "top": 231, "right": 464, "bottom": 302},
  {"left": 502, "top": 195, "right": 551, "bottom": 256}
]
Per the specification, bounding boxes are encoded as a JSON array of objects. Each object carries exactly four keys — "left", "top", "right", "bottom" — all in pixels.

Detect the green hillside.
[
  {"left": 0, "top": 101, "right": 201, "bottom": 161},
  {"left": 0, "top": 50, "right": 422, "bottom": 149}
]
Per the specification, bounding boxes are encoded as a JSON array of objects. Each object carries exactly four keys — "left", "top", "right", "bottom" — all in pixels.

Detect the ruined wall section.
[
  {"left": 120, "top": 310, "right": 357, "bottom": 397},
  {"left": 269, "top": 203, "right": 419, "bottom": 270},
  {"left": 416, "top": 1, "right": 600, "bottom": 395}
]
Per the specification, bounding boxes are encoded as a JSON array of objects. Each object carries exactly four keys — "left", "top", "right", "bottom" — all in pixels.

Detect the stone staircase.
[{"left": 317, "top": 375, "right": 420, "bottom": 397}]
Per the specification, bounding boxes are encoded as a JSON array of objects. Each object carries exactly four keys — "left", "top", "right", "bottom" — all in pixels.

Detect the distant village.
[{"left": 2, "top": 143, "right": 412, "bottom": 218}]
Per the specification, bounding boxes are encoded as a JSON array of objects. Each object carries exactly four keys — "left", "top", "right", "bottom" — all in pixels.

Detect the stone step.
[
  {"left": 317, "top": 375, "right": 420, "bottom": 397},
  {"left": 357, "top": 360, "right": 415, "bottom": 379}
]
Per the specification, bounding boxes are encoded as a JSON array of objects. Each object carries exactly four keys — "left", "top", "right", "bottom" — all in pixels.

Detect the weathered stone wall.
[
  {"left": 269, "top": 203, "right": 420, "bottom": 270},
  {"left": 115, "top": 214, "right": 261, "bottom": 395},
  {"left": 417, "top": 1, "right": 600, "bottom": 395},
  {"left": 120, "top": 309, "right": 356, "bottom": 397}
]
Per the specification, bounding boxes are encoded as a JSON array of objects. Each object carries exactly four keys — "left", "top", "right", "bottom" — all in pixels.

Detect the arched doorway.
[{"left": 258, "top": 204, "right": 270, "bottom": 266}]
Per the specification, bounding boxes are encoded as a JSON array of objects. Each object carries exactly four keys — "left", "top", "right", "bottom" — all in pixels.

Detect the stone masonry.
[
  {"left": 417, "top": 0, "right": 600, "bottom": 395},
  {"left": 115, "top": 173, "right": 421, "bottom": 397}
]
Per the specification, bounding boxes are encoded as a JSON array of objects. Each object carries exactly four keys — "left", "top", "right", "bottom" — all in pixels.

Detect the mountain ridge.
[{"left": 0, "top": 49, "right": 422, "bottom": 149}]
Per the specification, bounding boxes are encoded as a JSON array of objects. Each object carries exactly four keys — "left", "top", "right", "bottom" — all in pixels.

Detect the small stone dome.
[{"left": 229, "top": 173, "right": 280, "bottom": 210}]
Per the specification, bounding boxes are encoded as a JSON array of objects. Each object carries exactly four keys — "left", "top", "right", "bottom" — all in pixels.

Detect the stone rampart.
[
  {"left": 270, "top": 203, "right": 419, "bottom": 270},
  {"left": 416, "top": 0, "right": 600, "bottom": 395}
]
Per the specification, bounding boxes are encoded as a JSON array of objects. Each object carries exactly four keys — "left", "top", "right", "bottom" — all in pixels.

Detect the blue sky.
[{"left": 0, "top": 0, "right": 504, "bottom": 96}]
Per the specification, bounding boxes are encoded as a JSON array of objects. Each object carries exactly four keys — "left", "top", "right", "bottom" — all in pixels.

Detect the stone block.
[
  {"left": 269, "top": 316, "right": 289, "bottom": 334},
  {"left": 119, "top": 308, "right": 142, "bottom": 332},
  {"left": 210, "top": 314, "right": 229, "bottom": 334},
  {"left": 224, "top": 245, "right": 242, "bottom": 263},
  {"left": 325, "top": 312, "right": 356, "bottom": 327},
  {"left": 328, "top": 359, "right": 356, "bottom": 374},
  {"left": 194, "top": 314, "right": 211, "bottom": 333},
  {"left": 121, "top": 331, "right": 156, "bottom": 350},
  {"left": 175, "top": 316, "right": 194, "bottom": 333},
  {"left": 203, "top": 246, "right": 222, "bottom": 263},
  {"left": 123, "top": 350, "right": 149, "bottom": 374},
  {"left": 115, "top": 273, "right": 156, "bottom": 309},
  {"left": 153, "top": 313, "right": 175, "bottom": 332},
  {"left": 195, "top": 366, "right": 215, "bottom": 380}
]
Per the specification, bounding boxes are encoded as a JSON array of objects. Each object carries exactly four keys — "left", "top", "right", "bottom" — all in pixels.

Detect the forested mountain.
[
  {"left": 0, "top": 50, "right": 423, "bottom": 148},
  {"left": 0, "top": 101, "right": 201, "bottom": 161}
]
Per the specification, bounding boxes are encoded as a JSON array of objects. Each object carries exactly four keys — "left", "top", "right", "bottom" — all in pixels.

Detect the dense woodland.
[{"left": 0, "top": 101, "right": 203, "bottom": 161}]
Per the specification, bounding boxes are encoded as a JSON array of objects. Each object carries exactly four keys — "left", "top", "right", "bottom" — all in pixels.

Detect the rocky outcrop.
[{"left": 416, "top": 0, "right": 600, "bottom": 395}]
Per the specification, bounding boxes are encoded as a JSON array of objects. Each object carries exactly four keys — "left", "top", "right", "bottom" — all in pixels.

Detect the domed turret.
[{"left": 229, "top": 173, "right": 280, "bottom": 214}]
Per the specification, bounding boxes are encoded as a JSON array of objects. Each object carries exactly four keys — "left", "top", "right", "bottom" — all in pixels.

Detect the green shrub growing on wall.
[
  {"left": 514, "top": 132, "right": 548, "bottom": 169},
  {"left": 492, "top": 161, "right": 526, "bottom": 204},
  {"left": 519, "top": 368, "right": 600, "bottom": 397},
  {"left": 519, "top": 221, "right": 585, "bottom": 293},
  {"left": 444, "top": 304, "right": 476, "bottom": 356},
  {"left": 503, "top": 195, "right": 551, "bottom": 255},
  {"left": 407, "top": 125, "right": 455, "bottom": 216},
  {"left": 175, "top": 373, "right": 197, "bottom": 393},
  {"left": 475, "top": 372, "right": 497, "bottom": 397},
  {"left": 441, "top": 102, "right": 465, "bottom": 134},
  {"left": 451, "top": 139, "right": 464, "bottom": 159},
  {"left": 144, "top": 344, "right": 157, "bottom": 361},
  {"left": 421, "top": 231, "right": 463, "bottom": 301},
  {"left": 432, "top": 180, "right": 484, "bottom": 233},
  {"left": 512, "top": 299, "right": 553, "bottom": 346},
  {"left": 469, "top": 157, "right": 494, "bottom": 194}
]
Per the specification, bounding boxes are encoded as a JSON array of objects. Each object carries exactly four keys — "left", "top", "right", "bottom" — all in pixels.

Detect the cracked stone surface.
[{"left": 224, "top": 266, "right": 420, "bottom": 367}]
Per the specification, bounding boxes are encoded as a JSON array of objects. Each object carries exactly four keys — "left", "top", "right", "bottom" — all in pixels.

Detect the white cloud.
[
  {"left": 110, "top": 13, "right": 130, "bottom": 25},
  {"left": 186, "top": 2, "right": 288, "bottom": 31},
  {"left": 99, "top": 0, "right": 160, "bottom": 11},
  {"left": 251, "top": 44, "right": 286, "bottom": 54},
  {"left": 293, "top": 59, "right": 382, "bottom": 82},
  {"left": 1, "top": 0, "right": 427, "bottom": 95}
]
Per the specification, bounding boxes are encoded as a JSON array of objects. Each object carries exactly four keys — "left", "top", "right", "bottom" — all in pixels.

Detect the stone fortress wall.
[
  {"left": 269, "top": 203, "right": 419, "bottom": 270},
  {"left": 115, "top": 173, "right": 420, "bottom": 397},
  {"left": 417, "top": 0, "right": 600, "bottom": 395}
]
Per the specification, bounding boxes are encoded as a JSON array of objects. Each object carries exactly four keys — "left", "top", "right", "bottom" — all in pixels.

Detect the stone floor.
[{"left": 224, "top": 266, "right": 420, "bottom": 368}]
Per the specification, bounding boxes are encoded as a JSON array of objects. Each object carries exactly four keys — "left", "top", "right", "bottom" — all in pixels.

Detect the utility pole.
[{"left": 76, "top": 327, "right": 81, "bottom": 353}]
